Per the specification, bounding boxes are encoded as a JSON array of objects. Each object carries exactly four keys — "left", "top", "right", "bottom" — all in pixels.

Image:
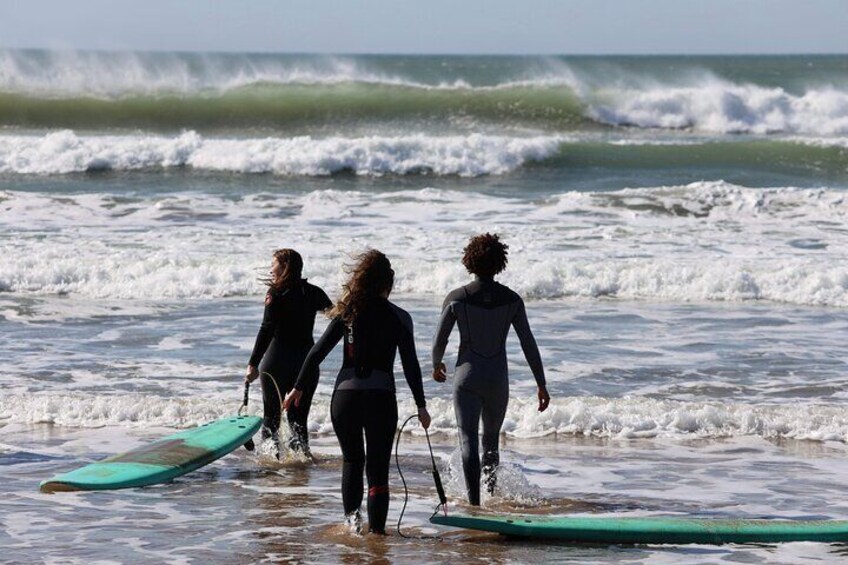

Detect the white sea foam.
[
  {"left": 588, "top": 75, "right": 848, "bottom": 136},
  {"left": 785, "top": 135, "right": 848, "bottom": 149},
  {"left": 4, "top": 393, "right": 848, "bottom": 442},
  {"left": 2, "top": 182, "right": 847, "bottom": 306},
  {"left": 0, "top": 130, "right": 562, "bottom": 176}
]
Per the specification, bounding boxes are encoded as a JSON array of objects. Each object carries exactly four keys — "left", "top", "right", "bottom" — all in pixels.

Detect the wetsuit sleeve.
[
  {"left": 397, "top": 313, "right": 427, "bottom": 408},
  {"left": 511, "top": 298, "right": 546, "bottom": 387},
  {"left": 431, "top": 301, "right": 456, "bottom": 367},
  {"left": 294, "top": 317, "right": 344, "bottom": 391},
  {"left": 248, "top": 294, "right": 277, "bottom": 367},
  {"left": 315, "top": 286, "right": 332, "bottom": 312}
]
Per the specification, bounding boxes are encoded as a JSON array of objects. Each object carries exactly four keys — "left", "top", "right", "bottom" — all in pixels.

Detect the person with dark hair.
[
  {"left": 432, "top": 233, "right": 550, "bottom": 506},
  {"left": 283, "top": 249, "right": 431, "bottom": 535},
  {"left": 246, "top": 248, "right": 332, "bottom": 458}
]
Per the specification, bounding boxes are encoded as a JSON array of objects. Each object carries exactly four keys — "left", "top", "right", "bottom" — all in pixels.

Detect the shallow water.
[
  {"left": 4, "top": 297, "right": 848, "bottom": 562},
  {"left": 5, "top": 430, "right": 848, "bottom": 563}
]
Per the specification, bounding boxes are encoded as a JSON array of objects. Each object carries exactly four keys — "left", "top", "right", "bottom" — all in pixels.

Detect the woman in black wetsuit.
[
  {"left": 284, "top": 250, "right": 431, "bottom": 535},
  {"left": 245, "top": 248, "right": 331, "bottom": 457},
  {"left": 432, "top": 233, "right": 550, "bottom": 506}
]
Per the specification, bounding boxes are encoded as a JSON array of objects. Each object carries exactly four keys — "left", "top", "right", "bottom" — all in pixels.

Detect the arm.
[
  {"left": 431, "top": 302, "right": 456, "bottom": 368},
  {"left": 292, "top": 317, "right": 344, "bottom": 391},
  {"left": 511, "top": 299, "right": 546, "bottom": 388},
  {"left": 315, "top": 286, "right": 332, "bottom": 312},
  {"left": 248, "top": 293, "right": 277, "bottom": 368},
  {"left": 397, "top": 314, "right": 427, "bottom": 409}
]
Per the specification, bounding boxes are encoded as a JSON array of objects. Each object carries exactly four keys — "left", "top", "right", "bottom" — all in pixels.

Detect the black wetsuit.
[
  {"left": 432, "top": 277, "right": 545, "bottom": 505},
  {"left": 249, "top": 279, "right": 331, "bottom": 454},
  {"left": 295, "top": 297, "right": 426, "bottom": 533}
]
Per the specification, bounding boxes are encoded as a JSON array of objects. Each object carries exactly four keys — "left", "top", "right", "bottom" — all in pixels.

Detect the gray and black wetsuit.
[
  {"left": 432, "top": 277, "right": 545, "bottom": 505},
  {"left": 295, "top": 297, "right": 426, "bottom": 534},
  {"left": 249, "top": 279, "right": 331, "bottom": 454}
]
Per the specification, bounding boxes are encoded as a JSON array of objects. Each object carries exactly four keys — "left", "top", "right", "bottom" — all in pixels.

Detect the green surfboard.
[
  {"left": 430, "top": 513, "right": 848, "bottom": 544},
  {"left": 40, "top": 415, "right": 262, "bottom": 493}
]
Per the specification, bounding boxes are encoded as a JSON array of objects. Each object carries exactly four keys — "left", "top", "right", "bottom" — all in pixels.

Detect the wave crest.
[
  {"left": 4, "top": 393, "right": 848, "bottom": 442},
  {"left": 2, "top": 50, "right": 847, "bottom": 137},
  {"left": 0, "top": 130, "right": 563, "bottom": 175},
  {"left": 588, "top": 77, "right": 848, "bottom": 136}
]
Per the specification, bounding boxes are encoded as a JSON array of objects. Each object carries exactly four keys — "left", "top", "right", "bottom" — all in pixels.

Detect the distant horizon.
[{"left": 2, "top": 46, "right": 846, "bottom": 57}]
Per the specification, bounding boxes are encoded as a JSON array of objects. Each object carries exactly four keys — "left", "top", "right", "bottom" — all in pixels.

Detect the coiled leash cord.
[
  {"left": 394, "top": 414, "right": 448, "bottom": 539},
  {"left": 240, "top": 373, "right": 285, "bottom": 452}
]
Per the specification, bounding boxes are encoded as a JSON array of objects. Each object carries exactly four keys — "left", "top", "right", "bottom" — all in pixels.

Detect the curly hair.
[
  {"left": 262, "top": 248, "right": 304, "bottom": 292},
  {"left": 462, "top": 233, "right": 509, "bottom": 278},
  {"left": 328, "top": 249, "right": 395, "bottom": 324}
]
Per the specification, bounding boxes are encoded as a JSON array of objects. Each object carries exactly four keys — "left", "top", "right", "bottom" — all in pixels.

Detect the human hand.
[
  {"left": 283, "top": 389, "right": 303, "bottom": 410},
  {"left": 418, "top": 406, "right": 431, "bottom": 430},
  {"left": 537, "top": 386, "right": 550, "bottom": 412},
  {"left": 245, "top": 365, "right": 259, "bottom": 384},
  {"left": 432, "top": 363, "right": 447, "bottom": 383}
]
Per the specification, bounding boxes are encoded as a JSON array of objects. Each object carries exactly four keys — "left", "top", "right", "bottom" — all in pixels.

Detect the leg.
[
  {"left": 331, "top": 390, "right": 365, "bottom": 517},
  {"left": 480, "top": 378, "right": 509, "bottom": 496},
  {"left": 286, "top": 380, "right": 315, "bottom": 455},
  {"left": 454, "top": 387, "right": 483, "bottom": 506},
  {"left": 363, "top": 391, "right": 398, "bottom": 534},
  {"left": 285, "top": 353, "right": 316, "bottom": 455},
  {"left": 259, "top": 369, "right": 283, "bottom": 445}
]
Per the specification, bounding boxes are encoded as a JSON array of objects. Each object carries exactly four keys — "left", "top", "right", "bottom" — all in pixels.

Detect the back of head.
[
  {"left": 330, "top": 249, "right": 395, "bottom": 323},
  {"left": 263, "top": 248, "right": 304, "bottom": 293},
  {"left": 462, "top": 233, "right": 509, "bottom": 279}
]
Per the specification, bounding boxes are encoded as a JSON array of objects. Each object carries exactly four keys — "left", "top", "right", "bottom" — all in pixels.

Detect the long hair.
[
  {"left": 328, "top": 249, "right": 394, "bottom": 324},
  {"left": 462, "top": 233, "right": 509, "bottom": 278},
  {"left": 262, "top": 248, "right": 304, "bottom": 293}
]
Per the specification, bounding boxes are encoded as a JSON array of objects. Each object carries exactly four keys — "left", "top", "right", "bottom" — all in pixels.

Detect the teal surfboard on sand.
[
  {"left": 40, "top": 415, "right": 262, "bottom": 493},
  {"left": 430, "top": 513, "right": 848, "bottom": 544}
]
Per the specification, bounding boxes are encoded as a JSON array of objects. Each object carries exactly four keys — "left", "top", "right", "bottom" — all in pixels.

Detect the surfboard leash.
[
  {"left": 254, "top": 371, "right": 288, "bottom": 456},
  {"left": 260, "top": 370, "right": 285, "bottom": 419},
  {"left": 240, "top": 382, "right": 256, "bottom": 451},
  {"left": 394, "top": 414, "right": 447, "bottom": 540}
]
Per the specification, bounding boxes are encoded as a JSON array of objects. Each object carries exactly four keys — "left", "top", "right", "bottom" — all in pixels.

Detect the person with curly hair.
[
  {"left": 245, "top": 248, "right": 331, "bottom": 458},
  {"left": 284, "top": 249, "right": 431, "bottom": 534},
  {"left": 432, "top": 233, "right": 549, "bottom": 506}
]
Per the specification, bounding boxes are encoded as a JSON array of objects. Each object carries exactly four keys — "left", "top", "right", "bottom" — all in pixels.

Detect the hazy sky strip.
[{"left": 1, "top": 0, "right": 846, "bottom": 54}]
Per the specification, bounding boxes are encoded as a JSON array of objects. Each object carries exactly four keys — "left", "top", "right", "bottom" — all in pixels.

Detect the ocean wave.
[
  {"left": 4, "top": 393, "right": 848, "bottom": 442},
  {"left": 0, "top": 84, "right": 589, "bottom": 132},
  {"left": 2, "top": 50, "right": 847, "bottom": 138},
  {"left": 0, "top": 49, "right": 422, "bottom": 95},
  {"left": 2, "top": 81, "right": 846, "bottom": 138},
  {"left": 3, "top": 248, "right": 848, "bottom": 306},
  {"left": 588, "top": 78, "right": 848, "bottom": 136},
  {"left": 0, "top": 130, "right": 845, "bottom": 177},
  {"left": 1, "top": 182, "right": 847, "bottom": 306},
  {"left": 0, "top": 130, "right": 563, "bottom": 176}
]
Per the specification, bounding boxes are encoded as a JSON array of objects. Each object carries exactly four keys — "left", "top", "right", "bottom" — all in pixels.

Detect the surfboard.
[
  {"left": 430, "top": 513, "right": 848, "bottom": 544},
  {"left": 40, "top": 415, "right": 262, "bottom": 493}
]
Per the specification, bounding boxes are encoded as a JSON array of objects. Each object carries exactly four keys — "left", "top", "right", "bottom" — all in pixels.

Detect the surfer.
[
  {"left": 245, "top": 248, "right": 332, "bottom": 458},
  {"left": 283, "top": 249, "right": 430, "bottom": 535},
  {"left": 432, "top": 233, "right": 549, "bottom": 506}
]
